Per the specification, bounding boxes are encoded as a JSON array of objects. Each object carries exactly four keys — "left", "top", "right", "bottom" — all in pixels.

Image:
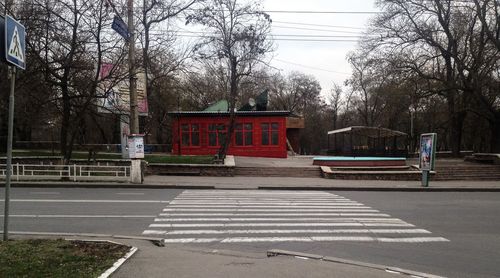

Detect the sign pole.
[
  {"left": 2, "top": 14, "right": 26, "bottom": 240},
  {"left": 422, "top": 170, "right": 429, "bottom": 187},
  {"left": 3, "top": 66, "right": 16, "bottom": 241}
]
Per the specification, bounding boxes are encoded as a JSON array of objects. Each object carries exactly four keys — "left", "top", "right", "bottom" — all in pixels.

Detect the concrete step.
[
  {"left": 234, "top": 167, "right": 322, "bottom": 178},
  {"left": 433, "top": 164, "right": 500, "bottom": 180},
  {"left": 320, "top": 164, "right": 500, "bottom": 181}
]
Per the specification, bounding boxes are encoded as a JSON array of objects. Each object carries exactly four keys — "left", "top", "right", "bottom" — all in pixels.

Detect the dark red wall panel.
[{"left": 171, "top": 116, "right": 287, "bottom": 158}]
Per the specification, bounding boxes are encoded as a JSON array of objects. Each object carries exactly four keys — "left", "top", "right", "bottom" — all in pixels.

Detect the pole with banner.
[
  {"left": 2, "top": 14, "right": 26, "bottom": 241},
  {"left": 419, "top": 133, "right": 437, "bottom": 187}
]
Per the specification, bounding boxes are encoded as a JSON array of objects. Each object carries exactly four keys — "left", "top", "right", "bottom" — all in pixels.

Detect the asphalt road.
[
  {"left": 1, "top": 188, "right": 500, "bottom": 278},
  {"left": 0, "top": 188, "right": 183, "bottom": 235}
]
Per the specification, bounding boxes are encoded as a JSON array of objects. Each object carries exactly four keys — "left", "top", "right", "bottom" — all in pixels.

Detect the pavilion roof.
[{"left": 327, "top": 126, "right": 407, "bottom": 138}]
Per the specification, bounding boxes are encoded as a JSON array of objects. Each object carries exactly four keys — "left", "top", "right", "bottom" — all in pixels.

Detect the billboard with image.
[
  {"left": 97, "top": 63, "right": 148, "bottom": 116},
  {"left": 419, "top": 133, "right": 437, "bottom": 171}
]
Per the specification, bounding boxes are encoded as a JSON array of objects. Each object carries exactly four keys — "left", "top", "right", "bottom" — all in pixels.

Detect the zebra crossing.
[{"left": 143, "top": 190, "right": 449, "bottom": 244}]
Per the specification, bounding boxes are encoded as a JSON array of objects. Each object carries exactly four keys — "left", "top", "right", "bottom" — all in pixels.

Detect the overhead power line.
[
  {"left": 271, "top": 34, "right": 363, "bottom": 38},
  {"left": 263, "top": 10, "right": 380, "bottom": 14},
  {"left": 273, "top": 58, "right": 351, "bottom": 75},
  {"left": 272, "top": 25, "right": 365, "bottom": 34},
  {"left": 147, "top": 29, "right": 365, "bottom": 42},
  {"left": 172, "top": 30, "right": 365, "bottom": 38},
  {"left": 272, "top": 21, "right": 366, "bottom": 30},
  {"left": 163, "top": 34, "right": 360, "bottom": 42}
]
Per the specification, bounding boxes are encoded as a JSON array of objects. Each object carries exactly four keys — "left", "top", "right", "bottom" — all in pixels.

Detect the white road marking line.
[
  {"left": 162, "top": 208, "right": 379, "bottom": 212},
  {"left": 173, "top": 199, "right": 352, "bottom": 202},
  {"left": 149, "top": 223, "right": 415, "bottom": 228},
  {"left": 147, "top": 191, "right": 450, "bottom": 244},
  {"left": 158, "top": 213, "right": 385, "bottom": 217},
  {"left": 175, "top": 196, "right": 351, "bottom": 201},
  {"left": 177, "top": 197, "right": 345, "bottom": 199},
  {"left": 116, "top": 192, "right": 145, "bottom": 195},
  {"left": 29, "top": 192, "right": 60, "bottom": 195},
  {"left": 181, "top": 191, "right": 338, "bottom": 194},
  {"left": 167, "top": 205, "right": 368, "bottom": 208},
  {"left": 142, "top": 228, "right": 432, "bottom": 235},
  {"left": 2, "top": 214, "right": 157, "bottom": 218},
  {"left": 376, "top": 237, "right": 450, "bottom": 243},
  {"left": 163, "top": 238, "right": 222, "bottom": 243},
  {"left": 160, "top": 236, "right": 448, "bottom": 243},
  {"left": 180, "top": 192, "right": 338, "bottom": 195},
  {"left": 177, "top": 195, "right": 340, "bottom": 197},
  {"left": 0, "top": 199, "right": 170, "bottom": 203},
  {"left": 170, "top": 201, "right": 361, "bottom": 204},
  {"left": 142, "top": 230, "right": 168, "bottom": 235},
  {"left": 154, "top": 217, "right": 398, "bottom": 222}
]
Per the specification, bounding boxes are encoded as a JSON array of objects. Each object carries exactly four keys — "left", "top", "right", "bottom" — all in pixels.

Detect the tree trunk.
[
  {"left": 447, "top": 94, "right": 466, "bottom": 157},
  {"left": 490, "top": 112, "right": 500, "bottom": 153},
  {"left": 60, "top": 85, "right": 71, "bottom": 164},
  {"left": 218, "top": 57, "right": 238, "bottom": 160}
]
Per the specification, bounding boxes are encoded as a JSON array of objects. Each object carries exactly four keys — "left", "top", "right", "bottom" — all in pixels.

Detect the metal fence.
[{"left": 0, "top": 163, "right": 130, "bottom": 181}]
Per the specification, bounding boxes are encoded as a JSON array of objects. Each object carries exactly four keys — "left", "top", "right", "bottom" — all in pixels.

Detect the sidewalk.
[
  {"left": 111, "top": 238, "right": 403, "bottom": 278},
  {"left": 5, "top": 175, "right": 500, "bottom": 191},
  {"left": 143, "top": 175, "right": 500, "bottom": 191}
]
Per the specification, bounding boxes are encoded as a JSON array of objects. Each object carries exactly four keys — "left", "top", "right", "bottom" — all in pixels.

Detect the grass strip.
[
  {"left": 0, "top": 239, "right": 129, "bottom": 278},
  {"left": 2, "top": 150, "right": 214, "bottom": 164}
]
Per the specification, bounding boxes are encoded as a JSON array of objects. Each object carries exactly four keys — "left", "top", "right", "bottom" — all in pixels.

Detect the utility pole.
[
  {"left": 127, "top": 0, "right": 144, "bottom": 184},
  {"left": 127, "top": 0, "right": 138, "bottom": 134}
]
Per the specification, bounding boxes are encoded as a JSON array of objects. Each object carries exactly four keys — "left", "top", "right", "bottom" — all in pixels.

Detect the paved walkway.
[
  {"left": 111, "top": 238, "right": 403, "bottom": 278},
  {"left": 143, "top": 175, "right": 500, "bottom": 190},
  {"left": 235, "top": 156, "right": 317, "bottom": 167},
  {"left": 4, "top": 156, "right": 499, "bottom": 190},
  {"left": 5, "top": 175, "right": 500, "bottom": 191}
]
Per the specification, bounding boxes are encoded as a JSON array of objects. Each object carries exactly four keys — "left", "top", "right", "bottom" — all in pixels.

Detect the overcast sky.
[{"left": 262, "top": 0, "right": 380, "bottom": 97}]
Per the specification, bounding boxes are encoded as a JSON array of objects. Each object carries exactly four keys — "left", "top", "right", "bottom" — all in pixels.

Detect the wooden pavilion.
[{"left": 327, "top": 126, "right": 408, "bottom": 157}]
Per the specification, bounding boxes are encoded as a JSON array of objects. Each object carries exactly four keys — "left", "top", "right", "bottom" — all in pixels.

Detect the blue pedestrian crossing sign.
[{"left": 5, "top": 15, "right": 25, "bottom": 70}]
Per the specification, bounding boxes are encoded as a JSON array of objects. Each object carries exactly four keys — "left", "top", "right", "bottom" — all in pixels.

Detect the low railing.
[{"left": 0, "top": 163, "right": 130, "bottom": 181}]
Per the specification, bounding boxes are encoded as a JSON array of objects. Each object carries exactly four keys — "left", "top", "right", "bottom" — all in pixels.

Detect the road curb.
[
  {"left": 2, "top": 231, "right": 164, "bottom": 245},
  {"left": 5, "top": 182, "right": 216, "bottom": 189},
  {"left": 2, "top": 182, "right": 500, "bottom": 191},
  {"left": 98, "top": 245, "right": 138, "bottom": 278},
  {"left": 258, "top": 186, "right": 500, "bottom": 192},
  {"left": 63, "top": 239, "right": 138, "bottom": 278},
  {"left": 267, "top": 249, "right": 445, "bottom": 278}
]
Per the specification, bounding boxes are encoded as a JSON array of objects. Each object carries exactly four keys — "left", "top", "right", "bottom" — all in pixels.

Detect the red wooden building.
[{"left": 170, "top": 111, "right": 295, "bottom": 158}]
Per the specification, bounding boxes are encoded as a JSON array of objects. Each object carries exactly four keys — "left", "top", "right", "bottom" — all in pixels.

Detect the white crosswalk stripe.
[{"left": 143, "top": 190, "right": 449, "bottom": 244}]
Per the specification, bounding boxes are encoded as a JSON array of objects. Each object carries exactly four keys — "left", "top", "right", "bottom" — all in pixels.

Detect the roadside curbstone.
[{"left": 267, "top": 249, "right": 445, "bottom": 278}]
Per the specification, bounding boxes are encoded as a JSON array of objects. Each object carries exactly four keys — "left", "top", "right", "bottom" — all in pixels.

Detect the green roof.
[{"left": 203, "top": 100, "right": 228, "bottom": 112}]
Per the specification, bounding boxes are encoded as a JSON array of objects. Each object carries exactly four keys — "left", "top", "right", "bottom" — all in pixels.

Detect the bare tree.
[
  {"left": 329, "top": 83, "right": 343, "bottom": 130},
  {"left": 269, "top": 71, "right": 322, "bottom": 115},
  {"left": 186, "top": 0, "right": 273, "bottom": 160},
  {"left": 19, "top": 0, "right": 125, "bottom": 162}
]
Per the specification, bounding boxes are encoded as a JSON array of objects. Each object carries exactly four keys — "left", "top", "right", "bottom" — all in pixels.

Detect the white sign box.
[{"left": 128, "top": 135, "right": 144, "bottom": 159}]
